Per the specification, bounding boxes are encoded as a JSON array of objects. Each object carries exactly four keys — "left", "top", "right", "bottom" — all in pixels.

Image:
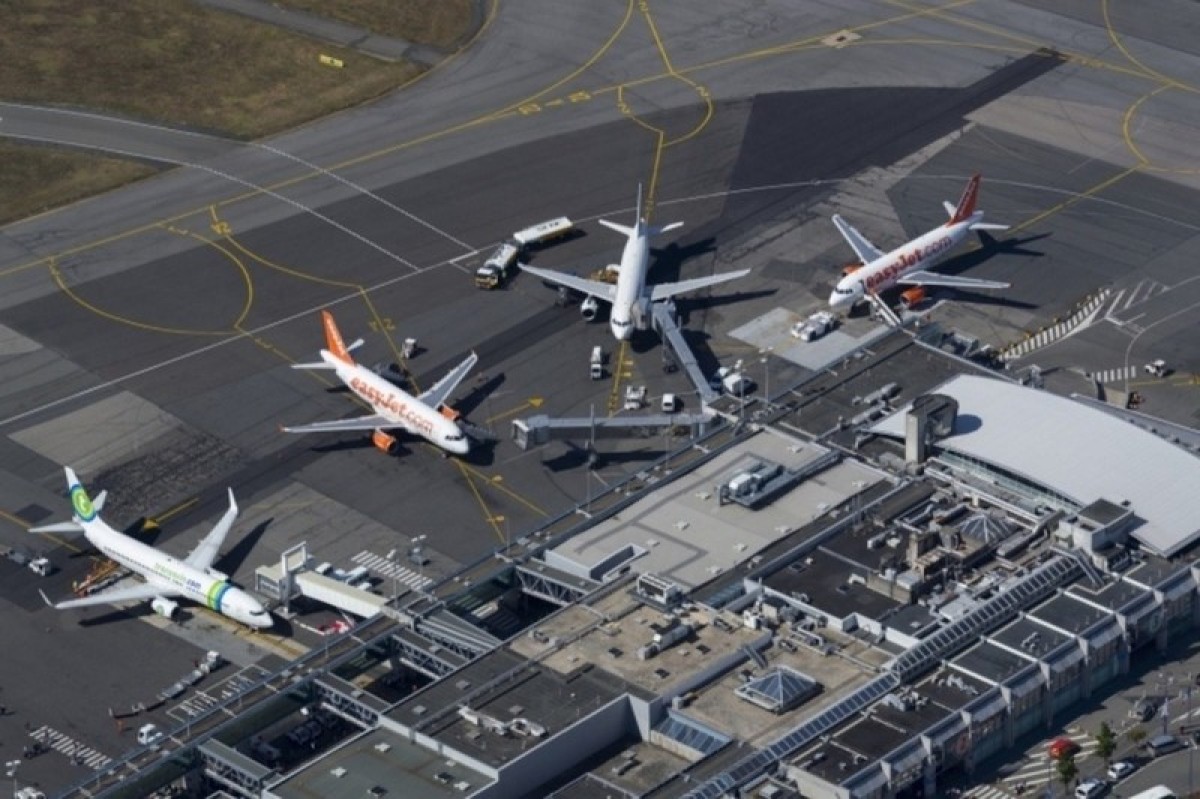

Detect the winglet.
[
  {"left": 320, "top": 310, "right": 355, "bottom": 365},
  {"left": 947, "top": 173, "right": 982, "bottom": 225},
  {"left": 226, "top": 487, "right": 238, "bottom": 516},
  {"left": 38, "top": 589, "right": 55, "bottom": 608}
]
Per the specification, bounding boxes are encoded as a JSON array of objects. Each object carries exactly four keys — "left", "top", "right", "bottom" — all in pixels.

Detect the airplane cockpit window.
[
  {"left": 614, "top": 319, "right": 633, "bottom": 328},
  {"left": 446, "top": 433, "right": 465, "bottom": 441}
]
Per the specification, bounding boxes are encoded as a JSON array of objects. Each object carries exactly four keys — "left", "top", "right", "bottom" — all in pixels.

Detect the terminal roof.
[{"left": 871, "top": 375, "right": 1200, "bottom": 557}]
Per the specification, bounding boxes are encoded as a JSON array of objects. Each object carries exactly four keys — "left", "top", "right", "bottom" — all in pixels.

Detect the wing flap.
[
  {"left": 518, "top": 263, "right": 616, "bottom": 300},
  {"left": 832, "top": 215, "right": 885, "bottom": 263},
  {"left": 418, "top": 352, "right": 479, "bottom": 409},
  {"left": 898, "top": 270, "right": 1010, "bottom": 290},
  {"left": 282, "top": 414, "right": 393, "bottom": 434},
  {"left": 649, "top": 269, "right": 750, "bottom": 302}
]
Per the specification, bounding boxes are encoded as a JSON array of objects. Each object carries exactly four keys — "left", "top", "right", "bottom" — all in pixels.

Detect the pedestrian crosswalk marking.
[
  {"left": 352, "top": 550, "right": 433, "bottom": 591},
  {"left": 30, "top": 724, "right": 112, "bottom": 770}
]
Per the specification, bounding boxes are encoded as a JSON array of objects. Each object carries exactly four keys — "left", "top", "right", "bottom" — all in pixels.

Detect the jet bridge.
[{"left": 511, "top": 300, "right": 724, "bottom": 450}]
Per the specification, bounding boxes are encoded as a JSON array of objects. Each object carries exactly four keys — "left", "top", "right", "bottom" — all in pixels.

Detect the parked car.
[
  {"left": 1107, "top": 759, "right": 1136, "bottom": 780},
  {"left": 1074, "top": 777, "right": 1107, "bottom": 799},
  {"left": 1146, "top": 733, "right": 1184, "bottom": 757}
]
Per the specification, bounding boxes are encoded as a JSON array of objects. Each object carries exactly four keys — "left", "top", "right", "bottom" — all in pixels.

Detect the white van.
[{"left": 137, "top": 723, "right": 163, "bottom": 745}]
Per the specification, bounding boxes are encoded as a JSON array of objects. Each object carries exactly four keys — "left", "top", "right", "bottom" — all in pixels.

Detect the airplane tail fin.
[
  {"left": 31, "top": 466, "right": 100, "bottom": 533},
  {"left": 947, "top": 173, "right": 982, "bottom": 225},
  {"left": 321, "top": 310, "right": 356, "bottom": 365}
]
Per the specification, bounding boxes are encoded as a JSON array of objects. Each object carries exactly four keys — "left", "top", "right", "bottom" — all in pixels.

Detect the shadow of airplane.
[
  {"left": 216, "top": 518, "right": 272, "bottom": 578},
  {"left": 649, "top": 237, "right": 719, "bottom": 283},
  {"left": 455, "top": 373, "right": 506, "bottom": 418}
]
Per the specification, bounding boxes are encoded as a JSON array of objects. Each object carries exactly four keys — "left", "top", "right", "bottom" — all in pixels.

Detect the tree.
[
  {"left": 1128, "top": 725, "right": 1148, "bottom": 747},
  {"left": 1095, "top": 721, "right": 1117, "bottom": 765},
  {"left": 1056, "top": 752, "right": 1078, "bottom": 794}
]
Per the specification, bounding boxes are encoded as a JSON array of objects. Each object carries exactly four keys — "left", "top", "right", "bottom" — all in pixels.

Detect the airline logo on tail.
[
  {"left": 947, "top": 173, "right": 981, "bottom": 225},
  {"left": 322, "top": 310, "right": 354, "bottom": 364},
  {"left": 70, "top": 483, "right": 97, "bottom": 522}
]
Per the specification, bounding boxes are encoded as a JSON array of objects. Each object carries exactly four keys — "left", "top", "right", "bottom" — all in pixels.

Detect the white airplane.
[
  {"left": 828, "top": 173, "right": 1010, "bottom": 311},
  {"left": 32, "top": 467, "right": 272, "bottom": 629},
  {"left": 519, "top": 187, "right": 750, "bottom": 340},
  {"left": 283, "top": 310, "right": 476, "bottom": 456}
]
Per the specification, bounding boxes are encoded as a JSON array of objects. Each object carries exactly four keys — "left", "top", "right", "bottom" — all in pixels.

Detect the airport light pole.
[
  {"left": 409, "top": 534, "right": 428, "bottom": 589},
  {"left": 760, "top": 348, "right": 773, "bottom": 410},
  {"left": 385, "top": 548, "right": 400, "bottom": 601}
]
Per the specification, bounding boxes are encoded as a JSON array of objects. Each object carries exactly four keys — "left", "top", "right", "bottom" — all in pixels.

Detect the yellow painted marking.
[
  {"left": 155, "top": 497, "right": 199, "bottom": 525},
  {"left": 607, "top": 339, "right": 631, "bottom": 415},
  {"left": 457, "top": 461, "right": 548, "bottom": 517},
  {"left": 484, "top": 397, "right": 545, "bottom": 424},
  {"left": 454, "top": 459, "right": 505, "bottom": 543},
  {"left": 1006, "top": 166, "right": 1141, "bottom": 238},
  {"left": 318, "top": 54, "right": 345, "bottom": 69}
]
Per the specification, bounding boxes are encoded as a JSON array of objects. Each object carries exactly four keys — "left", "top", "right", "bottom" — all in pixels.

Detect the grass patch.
[
  {"left": 276, "top": 0, "right": 475, "bottom": 48},
  {"left": 2, "top": 0, "right": 425, "bottom": 139},
  {"left": 0, "top": 0, "right": 472, "bottom": 226},
  {"left": 0, "top": 142, "right": 158, "bottom": 227}
]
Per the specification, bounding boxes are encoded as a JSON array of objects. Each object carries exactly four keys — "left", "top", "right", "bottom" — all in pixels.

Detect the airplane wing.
[
  {"left": 518, "top": 263, "right": 617, "bottom": 300},
  {"left": 418, "top": 351, "right": 478, "bottom": 409},
  {"left": 649, "top": 269, "right": 751, "bottom": 302},
  {"left": 282, "top": 413, "right": 393, "bottom": 434},
  {"left": 183, "top": 489, "right": 238, "bottom": 571},
  {"left": 42, "top": 581, "right": 171, "bottom": 610},
  {"left": 897, "top": 270, "right": 1010, "bottom": 290},
  {"left": 832, "top": 215, "right": 886, "bottom": 263}
]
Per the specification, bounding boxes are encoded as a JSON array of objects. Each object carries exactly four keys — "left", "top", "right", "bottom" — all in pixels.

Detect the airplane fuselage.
[
  {"left": 80, "top": 516, "right": 270, "bottom": 628},
  {"left": 609, "top": 229, "right": 651, "bottom": 340},
  {"left": 327, "top": 351, "right": 469, "bottom": 454},
  {"left": 830, "top": 213, "right": 980, "bottom": 309}
]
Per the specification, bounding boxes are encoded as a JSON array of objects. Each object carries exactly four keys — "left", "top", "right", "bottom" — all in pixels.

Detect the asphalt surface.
[{"left": 3, "top": 2, "right": 1200, "bottom": 796}]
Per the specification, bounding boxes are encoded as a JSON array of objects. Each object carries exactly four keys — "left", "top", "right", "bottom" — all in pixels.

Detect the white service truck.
[
  {"left": 791, "top": 311, "right": 836, "bottom": 342},
  {"left": 590, "top": 346, "right": 605, "bottom": 380},
  {"left": 475, "top": 217, "right": 575, "bottom": 290},
  {"left": 474, "top": 241, "right": 521, "bottom": 289}
]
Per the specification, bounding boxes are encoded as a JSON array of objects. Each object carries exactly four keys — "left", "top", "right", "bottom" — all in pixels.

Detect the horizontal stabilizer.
[
  {"left": 943, "top": 201, "right": 957, "bottom": 219},
  {"left": 29, "top": 520, "right": 85, "bottom": 535},
  {"left": 291, "top": 361, "right": 337, "bottom": 370},
  {"left": 598, "top": 219, "right": 635, "bottom": 238},
  {"left": 648, "top": 221, "right": 683, "bottom": 237},
  {"left": 970, "top": 222, "right": 1009, "bottom": 231}
]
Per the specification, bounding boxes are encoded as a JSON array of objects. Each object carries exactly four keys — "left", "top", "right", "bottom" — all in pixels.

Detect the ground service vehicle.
[
  {"left": 590, "top": 346, "right": 604, "bottom": 380},
  {"left": 791, "top": 311, "right": 836, "bottom": 341},
  {"left": 475, "top": 241, "right": 521, "bottom": 289},
  {"left": 512, "top": 217, "right": 574, "bottom": 248}
]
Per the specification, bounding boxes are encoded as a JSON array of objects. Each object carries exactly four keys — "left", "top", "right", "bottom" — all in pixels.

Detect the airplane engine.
[
  {"left": 632, "top": 297, "right": 652, "bottom": 330},
  {"left": 899, "top": 286, "right": 926, "bottom": 308},
  {"left": 372, "top": 429, "right": 401, "bottom": 455},
  {"left": 841, "top": 261, "right": 864, "bottom": 276},
  {"left": 151, "top": 596, "right": 180, "bottom": 620},
  {"left": 580, "top": 296, "right": 600, "bottom": 321}
]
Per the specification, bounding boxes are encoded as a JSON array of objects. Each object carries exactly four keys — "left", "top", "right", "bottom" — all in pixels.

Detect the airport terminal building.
[{"left": 64, "top": 337, "right": 1200, "bottom": 799}]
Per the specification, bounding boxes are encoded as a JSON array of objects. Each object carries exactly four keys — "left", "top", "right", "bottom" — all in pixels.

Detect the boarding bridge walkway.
[{"left": 652, "top": 300, "right": 720, "bottom": 405}]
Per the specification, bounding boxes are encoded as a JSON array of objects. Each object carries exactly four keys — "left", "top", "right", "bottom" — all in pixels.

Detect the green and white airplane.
[{"left": 32, "top": 467, "right": 272, "bottom": 629}]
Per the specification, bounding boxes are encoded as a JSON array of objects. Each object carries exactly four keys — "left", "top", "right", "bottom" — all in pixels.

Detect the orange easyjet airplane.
[{"left": 283, "top": 311, "right": 476, "bottom": 455}]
